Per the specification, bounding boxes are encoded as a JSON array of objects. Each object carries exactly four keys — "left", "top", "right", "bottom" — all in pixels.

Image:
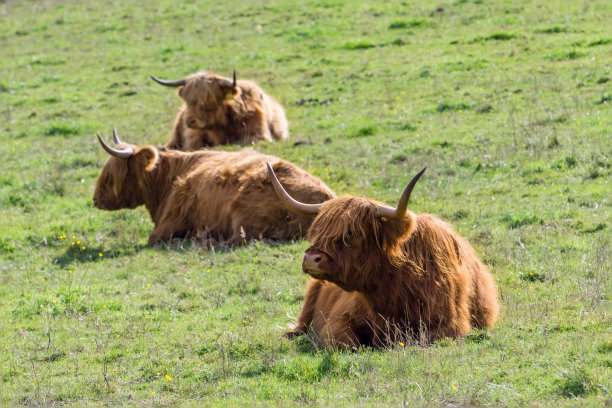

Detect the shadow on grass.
[
  {"left": 293, "top": 334, "right": 324, "bottom": 354},
  {"left": 53, "top": 244, "right": 148, "bottom": 267},
  {"left": 289, "top": 333, "right": 390, "bottom": 355},
  {"left": 147, "top": 235, "right": 303, "bottom": 255},
  {"left": 53, "top": 236, "right": 304, "bottom": 266}
]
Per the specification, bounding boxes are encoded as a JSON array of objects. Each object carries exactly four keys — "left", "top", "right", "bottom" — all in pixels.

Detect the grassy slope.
[{"left": 0, "top": 0, "right": 610, "bottom": 406}]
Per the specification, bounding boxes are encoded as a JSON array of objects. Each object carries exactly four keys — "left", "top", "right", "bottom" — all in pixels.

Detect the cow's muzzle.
[{"left": 302, "top": 251, "right": 327, "bottom": 278}]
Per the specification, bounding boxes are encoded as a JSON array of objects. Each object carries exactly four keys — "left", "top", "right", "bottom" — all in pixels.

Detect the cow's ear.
[
  {"left": 379, "top": 212, "right": 416, "bottom": 252},
  {"left": 133, "top": 146, "right": 159, "bottom": 172},
  {"left": 222, "top": 85, "right": 238, "bottom": 101},
  {"left": 221, "top": 72, "right": 238, "bottom": 99}
]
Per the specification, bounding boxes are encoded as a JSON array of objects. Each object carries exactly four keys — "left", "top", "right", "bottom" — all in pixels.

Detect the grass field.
[{"left": 1, "top": 0, "right": 610, "bottom": 406}]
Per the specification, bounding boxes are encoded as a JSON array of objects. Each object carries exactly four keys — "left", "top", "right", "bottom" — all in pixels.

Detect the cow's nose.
[
  {"left": 303, "top": 252, "right": 323, "bottom": 270},
  {"left": 187, "top": 118, "right": 196, "bottom": 127}
]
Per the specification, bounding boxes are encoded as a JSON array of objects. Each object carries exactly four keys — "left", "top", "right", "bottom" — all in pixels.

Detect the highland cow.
[
  {"left": 151, "top": 70, "right": 289, "bottom": 149},
  {"left": 267, "top": 164, "right": 499, "bottom": 349},
  {"left": 93, "top": 129, "right": 334, "bottom": 246}
]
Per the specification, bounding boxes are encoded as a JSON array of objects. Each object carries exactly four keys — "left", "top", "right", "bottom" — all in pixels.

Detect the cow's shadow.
[
  {"left": 52, "top": 236, "right": 295, "bottom": 267},
  {"left": 52, "top": 243, "right": 148, "bottom": 267},
  {"left": 284, "top": 332, "right": 392, "bottom": 355}
]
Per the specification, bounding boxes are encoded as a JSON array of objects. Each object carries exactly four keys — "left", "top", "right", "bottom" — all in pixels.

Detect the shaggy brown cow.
[
  {"left": 267, "top": 164, "right": 499, "bottom": 349},
  {"left": 93, "top": 129, "right": 334, "bottom": 246},
  {"left": 151, "top": 70, "right": 289, "bottom": 149}
]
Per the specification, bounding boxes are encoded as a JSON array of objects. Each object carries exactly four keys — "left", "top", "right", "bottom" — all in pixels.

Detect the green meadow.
[{"left": 0, "top": 0, "right": 610, "bottom": 406}]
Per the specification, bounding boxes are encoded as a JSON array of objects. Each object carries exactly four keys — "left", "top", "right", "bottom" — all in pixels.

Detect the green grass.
[{"left": 1, "top": 0, "right": 610, "bottom": 406}]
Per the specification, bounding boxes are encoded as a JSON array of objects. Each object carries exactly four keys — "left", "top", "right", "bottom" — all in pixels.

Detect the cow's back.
[{"left": 174, "top": 149, "right": 335, "bottom": 243}]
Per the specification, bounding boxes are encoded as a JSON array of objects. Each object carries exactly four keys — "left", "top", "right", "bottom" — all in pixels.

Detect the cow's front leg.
[
  {"left": 317, "top": 320, "right": 361, "bottom": 351},
  {"left": 148, "top": 206, "right": 190, "bottom": 246},
  {"left": 147, "top": 224, "right": 176, "bottom": 246}
]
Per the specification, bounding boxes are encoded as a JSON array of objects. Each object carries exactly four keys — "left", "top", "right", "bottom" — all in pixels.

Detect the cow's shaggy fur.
[
  {"left": 284, "top": 196, "right": 499, "bottom": 349},
  {"left": 93, "top": 142, "right": 333, "bottom": 245},
  {"left": 161, "top": 71, "right": 288, "bottom": 149}
]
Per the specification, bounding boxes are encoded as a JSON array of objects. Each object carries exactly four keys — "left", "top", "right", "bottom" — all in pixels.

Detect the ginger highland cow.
[
  {"left": 267, "top": 164, "right": 499, "bottom": 349},
  {"left": 92, "top": 129, "right": 333, "bottom": 246},
  {"left": 151, "top": 70, "right": 289, "bottom": 149}
]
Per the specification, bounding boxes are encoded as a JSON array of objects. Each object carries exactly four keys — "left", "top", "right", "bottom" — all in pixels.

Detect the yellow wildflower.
[{"left": 165, "top": 374, "right": 173, "bottom": 381}]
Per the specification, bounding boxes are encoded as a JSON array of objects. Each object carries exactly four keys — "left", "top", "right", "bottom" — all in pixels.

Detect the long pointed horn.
[
  {"left": 112, "top": 127, "right": 122, "bottom": 144},
  {"left": 221, "top": 71, "right": 237, "bottom": 89},
  {"left": 150, "top": 75, "right": 186, "bottom": 87},
  {"left": 375, "top": 167, "right": 426, "bottom": 219},
  {"left": 266, "top": 162, "right": 323, "bottom": 216},
  {"left": 97, "top": 134, "right": 134, "bottom": 158}
]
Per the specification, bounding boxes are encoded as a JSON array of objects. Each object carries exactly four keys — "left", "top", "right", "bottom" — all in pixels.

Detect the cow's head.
[
  {"left": 93, "top": 129, "right": 159, "bottom": 210},
  {"left": 151, "top": 71, "right": 238, "bottom": 130},
  {"left": 267, "top": 163, "right": 425, "bottom": 292}
]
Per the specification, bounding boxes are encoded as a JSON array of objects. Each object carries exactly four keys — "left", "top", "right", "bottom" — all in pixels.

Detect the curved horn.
[
  {"left": 375, "top": 167, "right": 426, "bottom": 219},
  {"left": 150, "top": 75, "right": 186, "bottom": 87},
  {"left": 266, "top": 162, "right": 323, "bottom": 216},
  {"left": 232, "top": 70, "right": 236, "bottom": 88},
  {"left": 97, "top": 134, "right": 133, "bottom": 158},
  {"left": 112, "top": 127, "right": 122, "bottom": 145}
]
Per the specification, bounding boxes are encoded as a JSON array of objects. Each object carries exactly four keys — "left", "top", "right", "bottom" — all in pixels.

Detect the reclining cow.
[
  {"left": 267, "top": 164, "right": 499, "bottom": 349},
  {"left": 93, "top": 129, "right": 333, "bottom": 246},
  {"left": 152, "top": 70, "right": 289, "bottom": 149}
]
